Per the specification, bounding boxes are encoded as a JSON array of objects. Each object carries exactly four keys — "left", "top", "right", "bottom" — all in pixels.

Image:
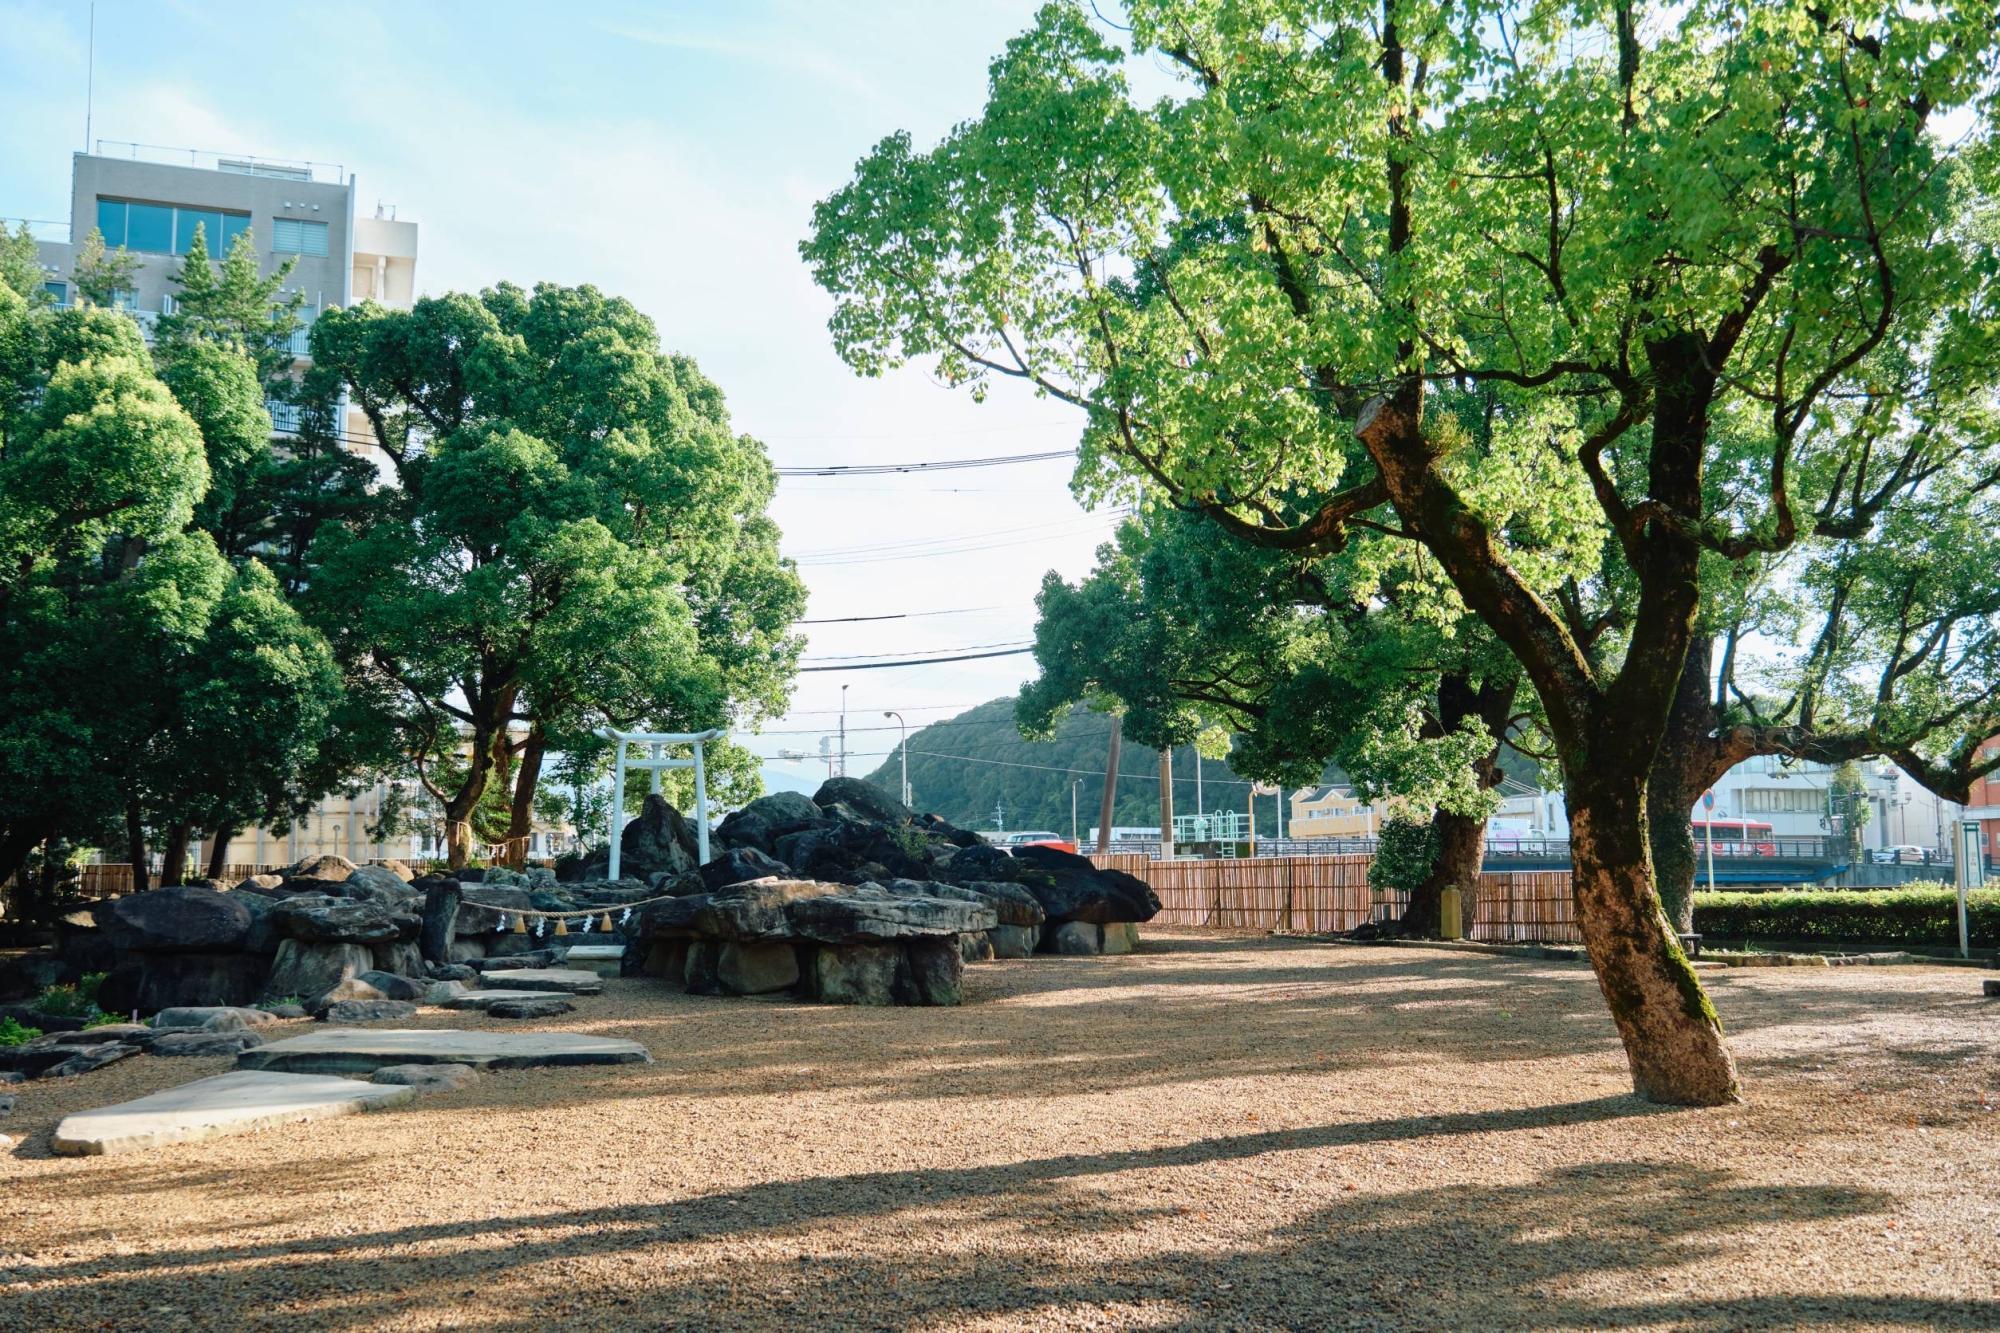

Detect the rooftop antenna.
[{"left": 84, "top": 3, "right": 95, "bottom": 152}]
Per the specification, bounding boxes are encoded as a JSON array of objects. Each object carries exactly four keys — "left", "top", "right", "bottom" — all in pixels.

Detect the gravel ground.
[{"left": 2, "top": 929, "right": 1997, "bottom": 1331}]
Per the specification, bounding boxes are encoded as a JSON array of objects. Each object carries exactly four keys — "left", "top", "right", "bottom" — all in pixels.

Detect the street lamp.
[
  {"left": 883, "top": 710, "right": 910, "bottom": 806},
  {"left": 1070, "top": 777, "right": 1083, "bottom": 844},
  {"left": 839, "top": 684, "right": 850, "bottom": 778}
]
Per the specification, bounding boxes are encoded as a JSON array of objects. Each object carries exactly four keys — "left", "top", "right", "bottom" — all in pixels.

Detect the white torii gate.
[{"left": 597, "top": 727, "right": 724, "bottom": 880}]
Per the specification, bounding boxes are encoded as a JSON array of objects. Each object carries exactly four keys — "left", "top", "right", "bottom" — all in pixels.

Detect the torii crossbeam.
[{"left": 596, "top": 727, "right": 725, "bottom": 879}]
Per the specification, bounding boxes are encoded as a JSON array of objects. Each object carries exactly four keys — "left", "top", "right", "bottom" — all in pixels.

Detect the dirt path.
[{"left": 3, "top": 929, "right": 1996, "bottom": 1330}]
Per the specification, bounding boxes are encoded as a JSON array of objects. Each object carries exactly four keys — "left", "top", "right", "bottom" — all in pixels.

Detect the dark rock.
[
  {"left": 884, "top": 878, "right": 1044, "bottom": 928},
  {"left": 457, "top": 867, "right": 487, "bottom": 883},
  {"left": 683, "top": 940, "right": 723, "bottom": 996},
  {"left": 371, "top": 940, "right": 424, "bottom": 978},
  {"left": 906, "top": 936, "right": 965, "bottom": 1005},
  {"left": 809, "top": 941, "right": 900, "bottom": 1005},
  {"left": 785, "top": 889, "right": 996, "bottom": 943},
  {"left": 473, "top": 951, "right": 557, "bottom": 971},
  {"left": 135, "top": 951, "right": 265, "bottom": 1011},
  {"left": 95, "top": 886, "right": 252, "bottom": 953},
  {"left": 371, "top": 1062, "right": 479, "bottom": 1090},
  {"left": 1049, "top": 921, "right": 1104, "bottom": 955},
  {"left": 813, "top": 777, "right": 914, "bottom": 827},
  {"left": 305, "top": 976, "right": 388, "bottom": 1014},
  {"left": 267, "top": 896, "right": 405, "bottom": 944},
  {"left": 0, "top": 1002, "right": 84, "bottom": 1033},
  {"left": 960, "top": 932, "right": 995, "bottom": 964},
  {"left": 713, "top": 808, "right": 774, "bottom": 854},
  {"left": 425, "top": 962, "right": 478, "bottom": 982},
  {"left": 484, "top": 995, "right": 574, "bottom": 1020},
  {"left": 321, "top": 999, "right": 419, "bottom": 1023},
  {"left": 1010, "top": 845, "right": 1160, "bottom": 924},
  {"left": 151, "top": 1030, "right": 266, "bottom": 1057},
  {"left": 697, "top": 846, "right": 793, "bottom": 892},
  {"left": 615, "top": 794, "right": 702, "bottom": 881},
  {"left": 237, "top": 889, "right": 284, "bottom": 954},
  {"left": 0, "top": 950, "right": 63, "bottom": 1002},
  {"left": 265, "top": 1002, "right": 308, "bottom": 1019},
  {"left": 151, "top": 1005, "right": 278, "bottom": 1031},
  {"left": 641, "top": 879, "right": 843, "bottom": 942},
  {"left": 719, "top": 791, "right": 824, "bottom": 851},
  {"left": 354, "top": 970, "right": 425, "bottom": 1002},
  {"left": 341, "top": 864, "right": 417, "bottom": 904},
  {"left": 418, "top": 875, "right": 460, "bottom": 960},
  {"left": 265, "top": 939, "right": 373, "bottom": 1000},
  {"left": 934, "top": 843, "right": 1018, "bottom": 884},
  {"left": 716, "top": 941, "right": 800, "bottom": 995},
  {"left": 94, "top": 964, "right": 141, "bottom": 1016},
  {"left": 454, "top": 886, "right": 532, "bottom": 935},
  {"left": 988, "top": 925, "right": 1039, "bottom": 959},
  {"left": 33, "top": 1042, "right": 139, "bottom": 1079},
  {"left": 0, "top": 1092, "right": 12, "bottom": 1117}
]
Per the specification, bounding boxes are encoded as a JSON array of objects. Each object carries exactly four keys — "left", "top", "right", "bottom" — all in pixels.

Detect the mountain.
[
  {"left": 759, "top": 763, "right": 822, "bottom": 798},
  {"left": 863, "top": 697, "right": 1273, "bottom": 836}
]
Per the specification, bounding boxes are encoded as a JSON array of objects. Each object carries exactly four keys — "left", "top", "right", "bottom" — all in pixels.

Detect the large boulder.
[
  {"left": 94, "top": 886, "right": 252, "bottom": 953},
  {"left": 617, "top": 794, "right": 701, "bottom": 880},
  {"left": 284, "top": 854, "right": 356, "bottom": 882},
  {"left": 717, "top": 791, "right": 824, "bottom": 853},
  {"left": 635, "top": 878, "right": 841, "bottom": 942},
  {"left": 697, "top": 846, "right": 792, "bottom": 892},
  {"left": 341, "top": 864, "right": 418, "bottom": 905},
  {"left": 934, "top": 843, "right": 1018, "bottom": 885},
  {"left": 885, "top": 878, "right": 1044, "bottom": 928},
  {"left": 716, "top": 941, "right": 800, "bottom": 995},
  {"left": 370, "top": 941, "right": 424, "bottom": 978},
  {"left": 812, "top": 777, "right": 914, "bottom": 827},
  {"left": 785, "top": 888, "right": 996, "bottom": 943},
  {"left": 453, "top": 884, "right": 531, "bottom": 935},
  {"left": 809, "top": 941, "right": 901, "bottom": 1005},
  {"left": 133, "top": 952, "right": 266, "bottom": 1011},
  {"left": 354, "top": 970, "right": 425, "bottom": 1002},
  {"left": 266, "top": 895, "right": 407, "bottom": 944},
  {"left": 264, "top": 939, "right": 373, "bottom": 1000},
  {"left": 1009, "top": 845, "right": 1160, "bottom": 924},
  {"left": 906, "top": 937, "right": 965, "bottom": 1005}
]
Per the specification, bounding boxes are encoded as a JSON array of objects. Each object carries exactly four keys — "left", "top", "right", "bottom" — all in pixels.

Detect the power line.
[
  {"left": 802, "top": 640, "right": 1029, "bottom": 662},
  {"left": 771, "top": 700, "right": 985, "bottom": 717},
  {"left": 789, "top": 512, "right": 1119, "bottom": 559},
  {"left": 797, "top": 647, "right": 1034, "bottom": 672},
  {"left": 795, "top": 603, "right": 1027, "bottom": 624},
  {"left": 774, "top": 448, "right": 1077, "bottom": 477}
]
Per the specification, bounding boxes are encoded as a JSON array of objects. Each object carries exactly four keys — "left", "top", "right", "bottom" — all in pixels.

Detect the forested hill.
[{"left": 863, "top": 698, "right": 1277, "bottom": 835}]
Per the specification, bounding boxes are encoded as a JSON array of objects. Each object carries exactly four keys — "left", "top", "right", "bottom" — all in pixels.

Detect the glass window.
[
  {"left": 174, "top": 209, "right": 223, "bottom": 255},
  {"left": 96, "top": 198, "right": 126, "bottom": 247},
  {"left": 41, "top": 281, "right": 67, "bottom": 305},
  {"left": 111, "top": 289, "right": 139, "bottom": 311},
  {"left": 272, "top": 218, "right": 329, "bottom": 256},
  {"left": 220, "top": 213, "right": 251, "bottom": 251},
  {"left": 124, "top": 203, "right": 172, "bottom": 252}
]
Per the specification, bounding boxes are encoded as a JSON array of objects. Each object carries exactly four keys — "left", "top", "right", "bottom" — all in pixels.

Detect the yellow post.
[{"left": 1439, "top": 886, "right": 1464, "bottom": 940}]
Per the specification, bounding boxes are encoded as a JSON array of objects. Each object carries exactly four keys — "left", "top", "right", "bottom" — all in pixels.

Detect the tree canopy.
[{"left": 307, "top": 283, "right": 806, "bottom": 866}]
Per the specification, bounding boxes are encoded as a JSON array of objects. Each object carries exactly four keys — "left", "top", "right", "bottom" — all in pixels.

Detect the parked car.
[
  {"left": 997, "top": 831, "right": 1079, "bottom": 855},
  {"left": 1868, "top": 844, "right": 1934, "bottom": 865}
]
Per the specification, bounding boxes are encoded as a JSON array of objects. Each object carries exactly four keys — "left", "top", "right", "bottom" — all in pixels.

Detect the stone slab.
[
  {"left": 560, "top": 945, "right": 624, "bottom": 978},
  {"left": 436, "top": 989, "right": 571, "bottom": 1011},
  {"left": 475, "top": 968, "right": 604, "bottom": 995},
  {"left": 235, "top": 1028, "right": 649, "bottom": 1075},
  {"left": 51, "top": 1070, "right": 416, "bottom": 1156}
]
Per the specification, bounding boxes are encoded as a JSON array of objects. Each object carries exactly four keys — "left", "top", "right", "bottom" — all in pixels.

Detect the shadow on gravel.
[{"left": 5, "top": 1111, "right": 1972, "bottom": 1329}]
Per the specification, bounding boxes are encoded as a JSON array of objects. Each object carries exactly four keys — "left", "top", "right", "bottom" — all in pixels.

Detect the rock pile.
[{"left": 617, "top": 777, "right": 1160, "bottom": 1005}]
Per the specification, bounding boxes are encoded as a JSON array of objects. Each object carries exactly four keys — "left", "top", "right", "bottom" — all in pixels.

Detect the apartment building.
[
  {"left": 1288, "top": 786, "right": 1386, "bottom": 839},
  {"left": 1964, "top": 737, "right": 2000, "bottom": 869}
]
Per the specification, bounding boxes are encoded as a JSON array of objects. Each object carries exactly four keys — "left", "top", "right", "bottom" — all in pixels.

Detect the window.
[
  {"left": 111, "top": 288, "right": 139, "bottom": 312},
  {"left": 267, "top": 400, "right": 302, "bottom": 433},
  {"left": 41, "top": 281, "right": 66, "bottom": 305},
  {"left": 272, "top": 218, "right": 329, "bottom": 256},
  {"left": 1738, "top": 787, "right": 1825, "bottom": 815},
  {"left": 95, "top": 197, "right": 249, "bottom": 254}
]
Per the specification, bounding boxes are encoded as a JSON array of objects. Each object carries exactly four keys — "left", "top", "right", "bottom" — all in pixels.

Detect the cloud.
[{"left": 597, "top": 21, "right": 894, "bottom": 112}]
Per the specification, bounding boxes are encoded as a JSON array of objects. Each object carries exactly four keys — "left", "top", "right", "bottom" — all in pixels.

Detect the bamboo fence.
[{"left": 1092, "top": 853, "right": 1582, "bottom": 944}]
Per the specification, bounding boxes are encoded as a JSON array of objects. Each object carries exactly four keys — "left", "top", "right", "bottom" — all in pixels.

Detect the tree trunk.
[
  {"left": 0, "top": 827, "right": 40, "bottom": 892},
  {"left": 125, "top": 799, "right": 150, "bottom": 893},
  {"left": 205, "top": 828, "right": 235, "bottom": 881},
  {"left": 504, "top": 724, "right": 547, "bottom": 871},
  {"left": 1094, "top": 715, "right": 1122, "bottom": 854},
  {"left": 1400, "top": 808, "right": 1487, "bottom": 937},
  {"left": 157, "top": 823, "right": 193, "bottom": 886},
  {"left": 1567, "top": 779, "right": 1739, "bottom": 1105}
]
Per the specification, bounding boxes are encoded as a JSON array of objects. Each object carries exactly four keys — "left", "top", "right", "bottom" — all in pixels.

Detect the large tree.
[
  {"left": 308, "top": 283, "right": 805, "bottom": 867},
  {"left": 1019, "top": 505, "right": 1532, "bottom": 935},
  {"left": 805, "top": 1, "right": 2000, "bottom": 1103}
]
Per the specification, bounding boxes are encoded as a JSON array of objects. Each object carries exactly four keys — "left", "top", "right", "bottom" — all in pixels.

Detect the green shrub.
[
  {"left": 1369, "top": 817, "right": 1437, "bottom": 896},
  {"left": 0, "top": 1016, "right": 42, "bottom": 1046},
  {"left": 1693, "top": 885, "right": 2000, "bottom": 949},
  {"left": 33, "top": 982, "right": 94, "bottom": 1017}
]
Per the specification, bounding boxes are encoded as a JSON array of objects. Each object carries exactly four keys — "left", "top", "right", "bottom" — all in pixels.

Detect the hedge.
[{"left": 1692, "top": 885, "right": 2000, "bottom": 949}]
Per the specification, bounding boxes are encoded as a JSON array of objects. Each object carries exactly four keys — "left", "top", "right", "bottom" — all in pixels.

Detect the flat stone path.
[
  {"left": 236, "top": 1028, "right": 650, "bottom": 1076},
  {"left": 437, "top": 989, "right": 572, "bottom": 1011},
  {"left": 561, "top": 945, "right": 624, "bottom": 977},
  {"left": 480, "top": 968, "right": 605, "bottom": 995},
  {"left": 51, "top": 1070, "right": 414, "bottom": 1156}
]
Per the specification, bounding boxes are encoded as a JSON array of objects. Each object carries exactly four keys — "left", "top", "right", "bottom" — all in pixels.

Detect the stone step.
[
  {"left": 559, "top": 945, "right": 623, "bottom": 978},
  {"left": 235, "top": 1028, "right": 650, "bottom": 1076},
  {"left": 474, "top": 968, "right": 604, "bottom": 995},
  {"left": 52, "top": 1070, "right": 415, "bottom": 1156},
  {"left": 437, "top": 989, "right": 579, "bottom": 1011}
]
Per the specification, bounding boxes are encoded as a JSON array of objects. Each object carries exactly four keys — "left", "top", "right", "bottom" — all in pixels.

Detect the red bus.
[{"left": 1691, "top": 817, "right": 1777, "bottom": 856}]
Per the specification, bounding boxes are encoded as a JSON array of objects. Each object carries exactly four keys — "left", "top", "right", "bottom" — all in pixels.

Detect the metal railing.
[{"left": 91, "top": 140, "right": 346, "bottom": 185}]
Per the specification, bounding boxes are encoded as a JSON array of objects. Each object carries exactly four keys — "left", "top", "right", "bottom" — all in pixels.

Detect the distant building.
[
  {"left": 1964, "top": 737, "right": 2000, "bottom": 870},
  {"left": 1288, "top": 786, "right": 1387, "bottom": 838}
]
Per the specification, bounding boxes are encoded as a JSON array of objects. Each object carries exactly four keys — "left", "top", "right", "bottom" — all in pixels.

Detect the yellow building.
[{"left": 1288, "top": 785, "right": 1387, "bottom": 839}]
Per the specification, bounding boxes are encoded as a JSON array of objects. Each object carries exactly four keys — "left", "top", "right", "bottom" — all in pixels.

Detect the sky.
[{"left": 0, "top": 0, "right": 1138, "bottom": 791}]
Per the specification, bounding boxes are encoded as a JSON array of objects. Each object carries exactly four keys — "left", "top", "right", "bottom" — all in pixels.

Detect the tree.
[
  {"left": 157, "top": 225, "right": 302, "bottom": 382},
  {"left": 805, "top": 1, "right": 2000, "bottom": 1104},
  {"left": 69, "top": 228, "right": 138, "bottom": 309},
  {"left": 307, "top": 283, "right": 806, "bottom": 868},
  {"left": 1017, "top": 505, "right": 1531, "bottom": 935},
  {"left": 0, "top": 222, "right": 47, "bottom": 304}
]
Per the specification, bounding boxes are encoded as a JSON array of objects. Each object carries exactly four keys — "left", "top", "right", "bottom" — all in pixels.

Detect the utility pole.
[
  {"left": 884, "top": 710, "right": 910, "bottom": 805},
  {"left": 992, "top": 800, "right": 1005, "bottom": 835},
  {"left": 838, "top": 684, "right": 849, "bottom": 778},
  {"left": 1094, "top": 715, "right": 1122, "bottom": 854},
  {"left": 1159, "top": 747, "right": 1175, "bottom": 859},
  {"left": 1070, "top": 777, "right": 1082, "bottom": 844},
  {"left": 1195, "top": 750, "right": 1203, "bottom": 818}
]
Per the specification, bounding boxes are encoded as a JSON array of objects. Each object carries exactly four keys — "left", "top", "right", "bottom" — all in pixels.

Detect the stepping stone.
[
  {"left": 560, "top": 945, "right": 624, "bottom": 978},
  {"left": 479, "top": 968, "right": 603, "bottom": 995},
  {"left": 51, "top": 1070, "right": 415, "bottom": 1156},
  {"left": 236, "top": 1028, "right": 650, "bottom": 1075},
  {"left": 370, "top": 1063, "right": 479, "bottom": 1091},
  {"left": 485, "top": 996, "right": 574, "bottom": 1020},
  {"left": 151, "top": 1031, "right": 265, "bottom": 1058},
  {"left": 437, "top": 989, "right": 573, "bottom": 1012}
]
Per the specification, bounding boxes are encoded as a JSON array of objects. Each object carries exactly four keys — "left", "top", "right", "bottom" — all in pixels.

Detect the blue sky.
[{"left": 0, "top": 0, "right": 1129, "bottom": 788}]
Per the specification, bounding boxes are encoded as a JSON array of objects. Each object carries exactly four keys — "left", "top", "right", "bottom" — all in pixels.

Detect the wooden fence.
[{"left": 1092, "top": 853, "right": 1582, "bottom": 944}]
